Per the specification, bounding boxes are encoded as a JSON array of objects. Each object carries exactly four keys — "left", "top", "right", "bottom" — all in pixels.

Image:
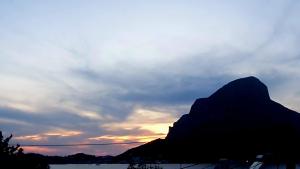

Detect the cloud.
[
  {"left": 14, "top": 135, "right": 45, "bottom": 142},
  {"left": 14, "top": 129, "right": 82, "bottom": 143},
  {"left": 44, "top": 129, "right": 82, "bottom": 137},
  {"left": 1, "top": 0, "right": 300, "bottom": 156},
  {"left": 101, "top": 108, "right": 177, "bottom": 135},
  {"left": 0, "top": 117, "right": 32, "bottom": 126},
  {"left": 88, "top": 134, "right": 164, "bottom": 143}
]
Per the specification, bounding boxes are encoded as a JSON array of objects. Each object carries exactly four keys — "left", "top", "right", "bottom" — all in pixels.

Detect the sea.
[
  {"left": 50, "top": 163, "right": 298, "bottom": 169},
  {"left": 50, "top": 164, "right": 213, "bottom": 169}
]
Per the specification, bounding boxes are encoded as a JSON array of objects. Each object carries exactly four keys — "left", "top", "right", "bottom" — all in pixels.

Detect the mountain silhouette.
[{"left": 116, "top": 76, "right": 300, "bottom": 162}]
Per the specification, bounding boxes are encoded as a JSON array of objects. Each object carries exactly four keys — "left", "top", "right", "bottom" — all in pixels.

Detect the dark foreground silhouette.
[
  {"left": 115, "top": 76, "right": 300, "bottom": 163},
  {"left": 0, "top": 131, "right": 49, "bottom": 169}
]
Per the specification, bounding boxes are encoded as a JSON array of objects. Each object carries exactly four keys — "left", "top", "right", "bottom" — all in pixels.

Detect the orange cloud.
[
  {"left": 88, "top": 133, "right": 165, "bottom": 143},
  {"left": 91, "top": 108, "right": 177, "bottom": 147},
  {"left": 101, "top": 108, "right": 176, "bottom": 136},
  {"left": 14, "top": 129, "right": 82, "bottom": 142},
  {"left": 14, "top": 134, "right": 46, "bottom": 141},
  {"left": 13, "top": 108, "right": 177, "bottom": 156},
  {"left": 44, "top": 129, "right": 82, "bottom": 137}
]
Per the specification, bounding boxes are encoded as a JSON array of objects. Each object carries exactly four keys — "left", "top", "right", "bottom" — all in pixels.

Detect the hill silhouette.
[
  {"left": 115, "top": 76, "right": 300, "bottom": 162},
  {"left": 25, "top": 153, "right": 113, "bottom": 164}
]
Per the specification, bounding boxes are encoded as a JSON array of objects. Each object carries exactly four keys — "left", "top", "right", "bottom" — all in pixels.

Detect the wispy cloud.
[{"left": 1, "top": 0, "right": 300, "bottom": 155}]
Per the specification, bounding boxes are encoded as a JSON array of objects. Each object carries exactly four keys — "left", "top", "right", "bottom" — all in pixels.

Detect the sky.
[{"left": 1, "top": 0, "right": 300, "bottom": 156}]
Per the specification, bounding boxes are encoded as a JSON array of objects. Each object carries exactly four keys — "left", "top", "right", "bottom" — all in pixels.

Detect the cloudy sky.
[{"left": 1, "top": 0, "right": 300, "bottom": 156}]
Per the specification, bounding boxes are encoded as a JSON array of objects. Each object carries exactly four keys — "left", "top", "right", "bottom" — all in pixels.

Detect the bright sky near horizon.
[{"left": 1, "top": 0, "right": 300, "bottom": 156}]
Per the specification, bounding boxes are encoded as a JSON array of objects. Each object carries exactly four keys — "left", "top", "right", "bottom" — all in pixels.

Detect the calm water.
[
  {"left": 50, "top": 164, "right": 214, "bottom": 169},
  {"left": 49, "top": 163, "right": 300, "bottom": 169}
]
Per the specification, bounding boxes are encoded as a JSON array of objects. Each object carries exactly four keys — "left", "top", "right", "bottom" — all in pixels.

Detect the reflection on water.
[{"left": 50, "top": 164, "right": 213, "bottom": 169}]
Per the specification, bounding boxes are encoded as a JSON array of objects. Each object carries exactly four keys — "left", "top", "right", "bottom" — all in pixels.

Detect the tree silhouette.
[
  {"left": 0, "top": 131, "right": 49, "bottom": 169},
  {"left": 0, "top": 131, "right": 23, "bottom": 157}
]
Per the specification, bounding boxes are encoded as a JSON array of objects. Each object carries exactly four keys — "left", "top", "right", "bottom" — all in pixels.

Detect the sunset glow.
[
  {"left": 1, "top": 0, "right": 300, "bottom": 156},
  {"left": 22, "top": 146, "right": 59, "bottom": 155},
  {"left": 14, "top": 129, "right": 82, "bottom": 142},
  {"left": 88, "top": 134, "right": 165, "bottom": 143},
  {"left": 14, "top": 135, "right": 45, "bottom": 141},
  {"left": 102, "top": 108, "right": 176, "bottom": 135},
  {"left": 44, "top": 130, "right": 82, "bottom": 137}
]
